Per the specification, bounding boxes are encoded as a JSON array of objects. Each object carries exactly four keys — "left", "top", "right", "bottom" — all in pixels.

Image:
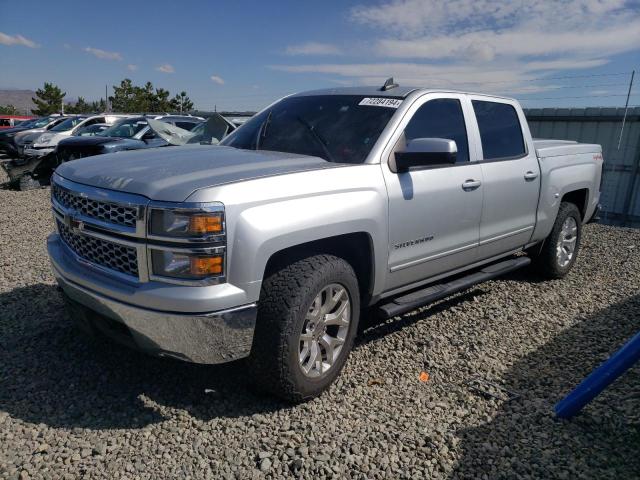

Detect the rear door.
[
  {"left": 468, "top": 97, "right": 540, "bottom": 259},
  {"left": 382, "top": 93, "right": 484, "bottom": 291}
]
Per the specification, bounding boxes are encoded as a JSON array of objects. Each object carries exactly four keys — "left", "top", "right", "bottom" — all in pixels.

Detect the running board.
[{"left": 378, "top": 256, "right": 531, "bottom": 318}]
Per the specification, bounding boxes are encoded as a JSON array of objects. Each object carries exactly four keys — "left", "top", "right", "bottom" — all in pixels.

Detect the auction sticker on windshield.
[{"left": 359, "top": 98, "right": 403, "bottom": 108}]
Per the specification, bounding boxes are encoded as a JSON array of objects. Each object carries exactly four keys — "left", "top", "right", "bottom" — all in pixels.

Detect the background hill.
[{"left": 0, "top": 89, "right": 36, "bottom": 114}]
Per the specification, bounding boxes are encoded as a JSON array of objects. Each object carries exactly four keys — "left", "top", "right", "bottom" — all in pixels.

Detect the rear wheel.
[
  {"left": 248, "top": 254, "right": 360, "bottom": 402},
  {"left": 530, "top": 202, "right": 582, "bottom": 279}
]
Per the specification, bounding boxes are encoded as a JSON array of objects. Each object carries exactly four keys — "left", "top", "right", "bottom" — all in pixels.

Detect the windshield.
[
  {"left": 99, "top": 118, "right": 148, "bottom": 138},
  {"left": 32, "top": 117, "right": 54, "bottom": 128},
  {"left": 220, "top": 95, "right": 400, "bottom": 164},
  {"left": 50, "top": 117, "right": 86, "bottom": 132}
]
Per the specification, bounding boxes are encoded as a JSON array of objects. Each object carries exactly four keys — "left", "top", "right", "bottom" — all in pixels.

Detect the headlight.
[
  {"left": 148, "top": 207, "right": 224, "bottom": 239},
  {"left": 38, "top": 134, "right": 53, "bottom": 144},
  {"left": 5, "top": 133, "right": 16, "bottom": 138},
  {"left": 147, "top": 203, "right": 226, "bottom": 284},
  {"left": 150, "top": 249, "right": 224, "bottom": 281}
]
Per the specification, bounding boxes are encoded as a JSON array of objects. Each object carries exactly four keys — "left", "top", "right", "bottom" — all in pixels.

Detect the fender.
[
  {"left": 532, "top": 152, "right": 600, "bottom": 242},
  {"left": 228, "top": 189, "right": 388, "bottom": 303}
]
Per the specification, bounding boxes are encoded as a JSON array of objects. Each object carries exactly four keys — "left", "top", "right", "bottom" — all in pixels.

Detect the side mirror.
[{"left": 394, "top": 138, "right": 457, "bottom": 172}]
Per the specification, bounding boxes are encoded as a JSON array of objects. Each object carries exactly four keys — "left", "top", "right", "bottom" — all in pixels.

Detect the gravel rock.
[{"left": 0, "top": 164, "right": 638, "bottom": 479}]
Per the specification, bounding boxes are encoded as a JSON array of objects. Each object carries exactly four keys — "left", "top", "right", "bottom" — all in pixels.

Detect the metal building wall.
[{"left": 525, "top": 107, "right": 640, "bottom": 228}]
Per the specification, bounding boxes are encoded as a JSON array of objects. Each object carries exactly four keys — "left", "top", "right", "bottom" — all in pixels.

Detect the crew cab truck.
[{"left": 47, "top": 84, "right": 603, "bottom": 401}]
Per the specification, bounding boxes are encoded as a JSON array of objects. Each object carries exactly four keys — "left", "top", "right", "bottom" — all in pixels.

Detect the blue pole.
[{"left": 555, "top": 330, "right": 640, "bottom": 419}]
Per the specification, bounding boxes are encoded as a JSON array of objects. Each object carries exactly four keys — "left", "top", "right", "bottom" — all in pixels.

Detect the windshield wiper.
[
  {"left": 295, "top": 116, "right": 335, "bottom": 163},
  {"left": 255, "top": 110, "right": 273, "bottom": 150}
]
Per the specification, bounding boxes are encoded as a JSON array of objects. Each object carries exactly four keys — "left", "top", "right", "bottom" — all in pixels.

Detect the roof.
[
  {"left": 291, "top": 86, "right": 517, "bottom": 102},
  {"left": 292, "top": 86, "right": 419, "bottom": 98}
]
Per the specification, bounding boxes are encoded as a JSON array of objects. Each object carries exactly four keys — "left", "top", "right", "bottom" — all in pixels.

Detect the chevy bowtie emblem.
[{"left": 64, "top": 210, "right": 84, "bottom": 232}]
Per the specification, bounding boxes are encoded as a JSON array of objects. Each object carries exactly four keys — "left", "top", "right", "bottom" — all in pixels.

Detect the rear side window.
[
  {"left": 472, "top": 100, "right": 525, "bottom": 160},
  {"left": 404, "top": 98, "right": 469, "bottom": 163}
]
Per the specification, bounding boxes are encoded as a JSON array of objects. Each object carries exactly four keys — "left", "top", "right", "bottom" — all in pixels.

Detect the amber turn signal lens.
[
  {"left": 189, "top": 214, "right": 223, "bottom": 234},
  {"left": 190, "top": 255, "right": 223, "bottom": 276}
]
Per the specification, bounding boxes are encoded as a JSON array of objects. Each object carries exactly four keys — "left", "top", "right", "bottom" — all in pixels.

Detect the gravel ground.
[{"left": 1, "top": 163, "right": 639, "bottom": 479}]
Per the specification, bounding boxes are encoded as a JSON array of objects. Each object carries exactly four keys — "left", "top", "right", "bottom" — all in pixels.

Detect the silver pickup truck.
[{"left": 47, "top": 84, "right": 603, "bottom": 401}]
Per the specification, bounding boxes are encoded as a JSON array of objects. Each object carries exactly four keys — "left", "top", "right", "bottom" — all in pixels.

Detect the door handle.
[
  {"left": 462, "top": 179, "right": 481, "bottom": 191},
  {"left": 524, "top": 171, "right": 539, "bottom": 181}
]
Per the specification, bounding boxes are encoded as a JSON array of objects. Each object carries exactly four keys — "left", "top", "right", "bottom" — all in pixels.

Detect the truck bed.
[{"left": 534, "top": 138, "right": 601, "bottom": 158}]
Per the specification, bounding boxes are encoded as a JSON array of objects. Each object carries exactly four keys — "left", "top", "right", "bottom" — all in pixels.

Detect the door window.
[
  {"left": 403, "top": 98, "right": 469, "bottom": 163},
  {"left": 472, "top": 100, "right": 525, "bottom": 160}
]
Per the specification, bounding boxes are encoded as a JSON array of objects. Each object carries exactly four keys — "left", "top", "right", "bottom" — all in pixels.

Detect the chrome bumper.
[{"left": 49, "top": 235, "right": 257, "bottom": 364}]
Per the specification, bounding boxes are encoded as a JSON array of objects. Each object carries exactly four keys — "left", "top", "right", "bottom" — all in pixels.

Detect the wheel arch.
[
  {"left": 561, "top": 188, "right": 589, "bottom": 221},
  {"left": 263, "top": 232, "right": 376, "bottom": 306}
]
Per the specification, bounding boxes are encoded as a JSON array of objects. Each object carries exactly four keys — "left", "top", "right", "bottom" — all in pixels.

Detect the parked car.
[
  {"left": 54, "top": 114, "right": 226, "bottom": 163},
  {"left": 3, "top": 115, "right": 131, "bottom": 189},
  {"left": 0, "top": 115, "right": 64, "bottom": 156},
  {"left": 47, "top": 84, "right": 603, "bottom": 401},
  {"left": 25, "top": 114, "right": 131, "bottom": 158},
  {"left": 14, "top": 116, "right": 71, "bottom": 157},
  {"left": 0, "top": 115, "right": 36, "bottom": 129}
]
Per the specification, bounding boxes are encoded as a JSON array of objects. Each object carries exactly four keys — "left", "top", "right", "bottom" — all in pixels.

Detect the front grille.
[
  {"left": 53, "top": 184, "right": 138, "bottom": 228},
  {"left": 57, "top": 220, "right": 139, "bottom": 277}
]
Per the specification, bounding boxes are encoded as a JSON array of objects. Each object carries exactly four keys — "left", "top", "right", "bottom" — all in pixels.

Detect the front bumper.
[
  {"left": 24, "top": 147, "right": 54, "bottom": 157},
  {"left": 49, "top": 233, "right": 257, "bottom": 364}
]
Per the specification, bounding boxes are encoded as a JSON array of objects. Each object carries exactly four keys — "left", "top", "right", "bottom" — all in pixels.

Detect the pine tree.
[
  {"left": 170, "top": 92, "right": 194, "bottom": 113},
  {"left": 0, "top": 105, "right": 19, "bottom": 115},
  {"left": 32, "top": 82, "right": 66, "bottom": 115},
  {"left": 108, "top": 79, "right": 194, "bottom": 113},
  {"left": 67, "top": 97, "right": 94, "bottom": 114}
]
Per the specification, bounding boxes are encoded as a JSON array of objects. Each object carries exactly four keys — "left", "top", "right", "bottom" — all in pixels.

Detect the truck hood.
[{"left": 55, "top": 144, "right": 338, "bottom": 202}]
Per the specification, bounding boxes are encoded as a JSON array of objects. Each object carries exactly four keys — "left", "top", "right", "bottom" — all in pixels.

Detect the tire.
[
  {"left": 248, "top": 254, "right": 360, "bottom": 402},
  {"left": 18, "top": 174, "right": 42, "bottom": 191},
  {"left": 530, "top": 202, "right": 582, "bottom": 279}
]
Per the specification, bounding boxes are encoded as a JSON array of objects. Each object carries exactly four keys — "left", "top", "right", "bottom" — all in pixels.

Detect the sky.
[{"left": 0, "top": 0, "right": 639, "bottom": 112}]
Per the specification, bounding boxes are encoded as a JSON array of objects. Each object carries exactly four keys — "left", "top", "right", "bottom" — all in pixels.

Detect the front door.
[{"left": 382, "top": 94, "right": 483, "bottom": 291}]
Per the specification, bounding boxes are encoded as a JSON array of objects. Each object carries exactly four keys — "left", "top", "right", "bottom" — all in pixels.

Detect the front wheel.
[
  {"left": 247, "top": 254, "right": 360, "bottom": 402},
  {"left": 530, "top": 202, "right": 582, "bottom": 279}
]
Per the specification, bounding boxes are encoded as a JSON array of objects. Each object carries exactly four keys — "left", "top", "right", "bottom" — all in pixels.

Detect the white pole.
[{"left": 617, "top": 70, "right": 635, "bottom": 150}]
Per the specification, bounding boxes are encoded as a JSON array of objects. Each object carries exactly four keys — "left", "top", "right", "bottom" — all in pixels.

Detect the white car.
[{"left": 25, "top": 114, "right": 131, "bottom": 158}]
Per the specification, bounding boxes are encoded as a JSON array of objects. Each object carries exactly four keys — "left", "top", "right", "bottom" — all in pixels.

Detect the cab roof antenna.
[{"left": 380, "top": 77, "right": 399, "bottom": 91}]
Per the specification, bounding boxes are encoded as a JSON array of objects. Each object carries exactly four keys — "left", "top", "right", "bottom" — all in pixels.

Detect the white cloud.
[
  {"left": 84, "top": 47, "right": 122, "bottom": 61},
  {"left": 274, "top": 0, "right": 639, "bottom": 98},
  {"left": 375, "top": 21, "right": 640, "bottom": 61},
  {"left": 270, "top": 58, "right": 615, "bottom": 96},
  {"left": 350, "top": 0, "right": 633, "bottom": 36},
  {"left": 0, "top": 32, "right": 39, "bottom": 48},
  {"left": 210, "top": 75, "right": 225, "bottom": 85},
  {"left": 156, "top": 63, "right": 175, "bottom": 73},
  {"left": 285, "top": 42, "right": 341, "bottom": 56},
  {"left": 127, "top": 64, "right": 138, "bottom": 71}
]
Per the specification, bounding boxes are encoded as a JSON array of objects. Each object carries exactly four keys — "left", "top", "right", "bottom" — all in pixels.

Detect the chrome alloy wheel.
[
  {"left": 298, "top": 283, "right": 350, "bottom": 378},
  {"left": 556, "top": 216, "right": 578, "bottom": 267}
]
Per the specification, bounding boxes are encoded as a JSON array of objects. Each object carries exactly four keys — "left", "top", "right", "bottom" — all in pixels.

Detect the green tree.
[
  {"left": 109, "top": 79, "right": 194, "bottom": 113},
  {"left": 109, "top": 78, "right": 137, "bottom": 112},
  {"left": 0, "top": 105, "right": 20, "bottom": 115},
  {"left": 170, "top": 91, "right": 194, "bottom": 113},
  {"left": 67, "top": 97, "right": 94, "bottom": 114},
  {"left": 90, "top": 99, "right": 107, "bottom": 112},
  {"left": 32, "top": 82, "right": 66, "bottom": 115}
]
